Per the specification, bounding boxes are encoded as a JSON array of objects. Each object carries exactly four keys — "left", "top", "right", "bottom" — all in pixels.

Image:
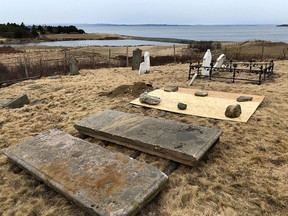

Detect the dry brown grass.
[
  {"left": 44, "top": 33, "right": 129, "bottom": 41},
  {"left": 0, "top": 58, "right": 288, "bottom": 215}
]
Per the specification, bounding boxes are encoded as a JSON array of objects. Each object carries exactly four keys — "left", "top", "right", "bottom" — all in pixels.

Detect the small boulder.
[
  {"left": 195, "top": 90, "right": 208, "bottom": 97},
  {"left": 237, "top": 96, "right": 253, "bottom": 102},
  {"left": 3, "top": 94, "right": 30, "bottom": 109},
  {"left": 164, "top": 86, "right": 178, "bottom": 92},
  {"left": 225, "top": 104, "right": 242, "bottom": 118},
  {"left": 139, "top": 92, "right": 161, "bottom": 105},
  {"left": 177, "top": 102, "right": 187, "bottom": 110}
]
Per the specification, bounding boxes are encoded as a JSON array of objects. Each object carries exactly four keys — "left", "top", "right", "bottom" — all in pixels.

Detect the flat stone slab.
[
  {"left": 75, "top": 110, "right": 222, "bottom": 166},
  {"left": 2, "top": 129, "right": 168, "bottom": 216},
  {"left": 3, "top": 94, "right": 30, "bottom": 108}
]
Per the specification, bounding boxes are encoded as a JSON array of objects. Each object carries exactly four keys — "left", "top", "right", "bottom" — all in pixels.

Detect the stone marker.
[
  {"left": 237, "top": 96, "right": 253, "bottom": 102},
  {"left": 139, "top": 92, "right": 161, "bottom": 105},
  {"left": 139, "top": 51, "right": 150, "bottom": 75},
  {"left": 194, "top": 90, "right": 208, "bottom": 97},
  {"left": 132, "top": 48, "right": 142, "bottom": 70},
  {"left": 0, "top": 99, "right": 10, "bottom": 106},
  {"left": 70, "top": 57, "right": 79, "bottom": 75},
  {"left": 75, "top": 110, "right": 222, "bottom": 166},
  {"left": 225, "top": 104, "right": 242, "bottom": 118},
  {"left": 3, "top": 94, "right": 30, "bottom": 108},
  {"left": 2, "top": 129, "right": 168, "bottom": 216},
  {"left": 177, "top": 102, "right": 187, "bottom": 110},
  {"left": 164, "top": 86, "right": 179, "bottom": 92}
]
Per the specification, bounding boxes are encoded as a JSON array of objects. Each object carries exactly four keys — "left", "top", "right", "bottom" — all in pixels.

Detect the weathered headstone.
[
  {"left": 139, "top": 92, "right": 161, "bottom": 105},
  {"left": 139, "top": 51, "right": 150, "bottom": 75},
  {"left": 132, "top": 48, "right": 142, "bottom": 71},
  {"left": 3, "top": 94, "right": 30, "bottom": 108},
  {"left": 0, "top": 99, "right": 10, "bottom": 106},
  {"left": 225, "top": 104, "right": 242, "bottom": 118},
  {"left": 75, "top": 110, "right": 222, "bottom": 166},
  {"left": 70, "top": 57, "right": 79, "bottom": 75},
  {"left": 2, "top": 129, "right": 168, "bottom": 216}
]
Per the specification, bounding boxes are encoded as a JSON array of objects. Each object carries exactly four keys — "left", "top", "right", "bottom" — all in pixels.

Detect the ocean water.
[
  {"left": 7, "top": 39, "right": 172, "bottom": 47},
  {"left": 78, "top": 25, "right": 288, "bottom": 42}
]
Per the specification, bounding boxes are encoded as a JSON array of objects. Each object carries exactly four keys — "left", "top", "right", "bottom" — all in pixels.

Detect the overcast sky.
[{"left": 0, "top": 0, "right": 287, "bottom": 25}]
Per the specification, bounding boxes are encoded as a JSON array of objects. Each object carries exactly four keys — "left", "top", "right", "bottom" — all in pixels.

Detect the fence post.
[
  {"left": 126, "top": 46, "right": 129, "bottom": 67},
  {"left": 64, "top": 49, "right": 67, "bottom": 75},
  {"left": 39, "top": 55, "right": 43, "bottom": 77},
  {"left": 261, "top": 42, "right": 264, "bottom": 61},
  {"left": 173, "top": 44, "right": 176, "bottom": 63},
  {"left": 108, "top": 48, "right": 111, "bottom": 67},
  {"left": 24, "top": 54, "right": 29, "bottom": 78},
  {"left": 92, "top": 51, "right": 96, "bottom": 69}
]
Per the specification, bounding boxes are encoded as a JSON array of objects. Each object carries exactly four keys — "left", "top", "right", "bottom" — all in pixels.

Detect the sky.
[{"left": 0, "top": 0, "right": 287, "bottom": 25}]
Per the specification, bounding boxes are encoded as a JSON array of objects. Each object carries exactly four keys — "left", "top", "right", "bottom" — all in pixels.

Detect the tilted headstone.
[
  {"left": 132, "top": 48, "right": 142, "bottom": 70},
  {"left": 139, "top": 51, "right": 150, "bottom": 75},
  {"left": 70, "top": 56, "right": 79, "bottom": 75},
  {"left": 3, "top": 94, "right": 30, "bottom": 108},
  {"left": 214, "top": 54, "right": 226, "bottom": 68}
]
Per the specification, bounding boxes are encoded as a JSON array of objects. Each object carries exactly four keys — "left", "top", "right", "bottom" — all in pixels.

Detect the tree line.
[{"left": 0, "top": 22, "right": 85, "bottom": 38}]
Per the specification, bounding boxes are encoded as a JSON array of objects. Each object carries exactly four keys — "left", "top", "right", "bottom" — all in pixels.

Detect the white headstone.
[
  {"left": 139, "top": 51, "right": 150, "bottom": 75},
  {"left": 201, "top": 49, "right": 212, "bottom": 76},
  {"left": 214, "top": 54, "right": 226, "bottom": 68}
]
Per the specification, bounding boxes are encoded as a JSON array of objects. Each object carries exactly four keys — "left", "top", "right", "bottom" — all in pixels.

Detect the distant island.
[{"left": 276, "top": 24, "right": 288, "bottom": 27}]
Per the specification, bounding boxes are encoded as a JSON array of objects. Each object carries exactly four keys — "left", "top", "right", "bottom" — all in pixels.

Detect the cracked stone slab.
[
  {"left": 2, "top": 129, "right": 168, "bottom": 216},
  {"left": 75, "top": 110, "right": 222, "bottom": 166}
]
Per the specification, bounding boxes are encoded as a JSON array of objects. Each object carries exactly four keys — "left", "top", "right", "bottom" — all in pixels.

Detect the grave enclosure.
[{"left": 188, "top": 60, "right": 274, "bottom": 85}]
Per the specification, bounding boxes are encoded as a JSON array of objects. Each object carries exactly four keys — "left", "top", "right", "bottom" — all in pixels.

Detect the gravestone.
[
  {"left": 2, "top": 129, "right": 168, "bottom": 216},
  {"left": 3, "top": 94, "right": 30, "bottom": 108},
  {"left": 132, "top": 48, "right": 142, "bottom": 70},
  {"left": 213, "top": 54, "right": 226, "bottom": 68},
  {"left": 75, "top": 110, "right": 222, "bottom": 166},
  {"left": 139, "top": 51, "right": 150, "bottom": 75},
  {"left": 70, "top": 57, "right": 79, "bottom": 75},
  {"left": 201, "top": 49, "right": 212, "bottom": 76}
]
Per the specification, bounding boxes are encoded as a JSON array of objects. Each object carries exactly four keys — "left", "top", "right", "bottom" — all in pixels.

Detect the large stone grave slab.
[
  {"left": 75, "top": 110, "right": 222, "bottom": 166},
  {"left": 2, "top": 129, "right": 168, "bottom": 216}
]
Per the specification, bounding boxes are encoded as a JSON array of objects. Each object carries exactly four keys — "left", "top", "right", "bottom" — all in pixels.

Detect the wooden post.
[
  {"left": 39, "top": 55, "right": 43, "bottom": 77},
  {"left": 63, "top": 49, "right": 67, "bottom": 75},
  {"left": 108, "top": 48, "right": 111, "bottom": 67},
  {"left": 24, "top": 54, "right": 29, "bottom": 78},
  {"left": 173, "top": 44, "right": 176, "bottom": 63},
  {"left": 92, "top": 51, "right": 96, "bottom": 69},
  {"left": 126, "top": 47, "right": 129, "bottom": 67},
  {"left": 261, "top": 42, "right": 265, "bottom": 61}
]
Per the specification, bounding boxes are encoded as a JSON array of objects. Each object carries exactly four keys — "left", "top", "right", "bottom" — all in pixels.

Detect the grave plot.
[
  {"left": 2, "top": 129, "right": 168, "bottom": 216},
  {"left": 75, "top": 110, "right": 222, "bottom": 166},
  {"left": 130, "top": 88, "right": 264, "bottom": 122}
]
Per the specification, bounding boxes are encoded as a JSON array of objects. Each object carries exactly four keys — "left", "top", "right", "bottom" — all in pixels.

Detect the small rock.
[
  {"left": 139, "top": 92, "right": 161, "bottom": 105},
  {"left": 225, "top": 104, "right": 242, "bottom": 118},
  {"left": 177, "top": 102, "right": 187, "bottom": 110},
  {"left": 195, "top": 90, "right": 208, "bottom": 97},
  {"left": 3, "top": 94, "right": 30, "bottom": 109},
  {"left": 237, "top": 96, "right": 253, "bottom": 102},
  {"left": 164, "top": 86, "right": 178, "bottom": 92}
]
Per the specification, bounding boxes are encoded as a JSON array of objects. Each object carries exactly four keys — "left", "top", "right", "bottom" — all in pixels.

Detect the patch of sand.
[{"left": 0, "top": 62, "right": 288, "bottom": 215}]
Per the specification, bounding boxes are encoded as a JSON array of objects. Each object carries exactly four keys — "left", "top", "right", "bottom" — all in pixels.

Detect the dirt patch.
[{"left": 98, "top": 82, "right": 154, "bottom": 98}]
